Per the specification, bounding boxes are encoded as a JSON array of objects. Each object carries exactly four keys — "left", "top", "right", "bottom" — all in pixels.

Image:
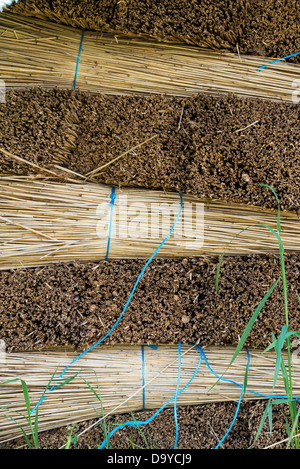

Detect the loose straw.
[
  {"left": 0, "top": 345, "right": 299, "bottom": 443},
  {"left": 0, "top": 177, "right": 299, "bottom": 269},
  {"left": 0, "top": 12, "right": 299, "bottom": 101}
]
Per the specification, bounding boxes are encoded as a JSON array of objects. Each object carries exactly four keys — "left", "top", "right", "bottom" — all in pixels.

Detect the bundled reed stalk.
[
  {"left": 0, "top": 345, "right": 299, "bottom": 443},
  {"left": 0, "top": 12, "right": 299, "bottom": 100},
  {"left": 0, "top": 177, "right": 300, "bottom": 269}
]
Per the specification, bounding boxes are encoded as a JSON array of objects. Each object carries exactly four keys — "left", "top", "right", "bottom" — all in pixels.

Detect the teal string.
[
  {"left": 105, "top": 186, "right": 116, "bottom": 261},
  {"left": 73, "top": 30, "right": 85, "bottom": 90},
  {"left": 197, "top": 344, "right": 300, "bottom": 401},
  {"left": 212, "top": 346, "right": 250, "bottom": 449},
  {"left": 30, "top": 192, "right": 183, "bottom": 416},
  {"left": 98, "top": 343, "right": 300, "bottom": 449},
  {"left": 98, "top": 341, "right": 202, "bottom": 449},
  {"left": 257, "top": 51, "right": 300, "bottom": 71}
]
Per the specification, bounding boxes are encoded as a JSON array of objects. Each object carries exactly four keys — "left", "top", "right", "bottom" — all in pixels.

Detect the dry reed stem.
[
  {"left": 85, "top": 136, "right": 157, "bottom": 179},
  {"left": 0, "top": 12, "right": 299, "bottom": 100}
]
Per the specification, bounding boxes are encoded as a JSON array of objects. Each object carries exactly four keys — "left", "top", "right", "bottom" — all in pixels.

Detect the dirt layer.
[
  {"left": 10, "top": 1, "right": 300, "bottom": 63},
  {"left": 3, "top": 400, "right": 292, "bottom": 449},
  {"left": 1, "top": 254, "right": 300, "bottom": 352},
  {"left": 1, "top": 88, "right": 300, "bottom": 213}
]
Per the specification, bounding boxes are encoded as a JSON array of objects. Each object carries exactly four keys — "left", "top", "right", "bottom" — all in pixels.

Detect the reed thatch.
[
  {"left": 0, "top": 176, "right": 299, "bottom": 269},
  {"left": 0, "top": 344, "right": 299, "bottom": 443},
  {"left": 0, "top": 12, "right": 299, "bottom": 100}
]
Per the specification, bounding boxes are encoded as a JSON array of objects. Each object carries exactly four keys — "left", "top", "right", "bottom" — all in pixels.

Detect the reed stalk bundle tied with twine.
[
  {"left": 1, "top": 344, "right": 299, "bottom": 443},
  {"left": 0, "top": 12, "right": 300, "bottom": 100},
  {"left": 0, "top": 177, "right": 300, "bottom": 269}
]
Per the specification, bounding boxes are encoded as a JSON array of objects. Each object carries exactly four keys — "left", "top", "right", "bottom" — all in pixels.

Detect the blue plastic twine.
[
  {"left": 98, "top": 341, "right": 202, "bottom": 449},
  {"left": 98, "top": 343, "right": 248, "bottom": 450},
  {"left": 197, "top": 344, "right": 300, "bottom": 402},
  {"left": 99, "top": 343, "right": 300, "bottom": 449},
  {"left": 105, "top": 186, "right": 116, "bottom": 261},
  {"left": 257, "top": 51, "right": 300, "bottom": 71},
  {"left": 210, "top": 346, "right": 250, "bottom": 449},
  {"left": 30, "top": 192, "right": 183, "bottom": 416},
  {"left": 73, "top": 30, "right": 85, "bottom": 90}
]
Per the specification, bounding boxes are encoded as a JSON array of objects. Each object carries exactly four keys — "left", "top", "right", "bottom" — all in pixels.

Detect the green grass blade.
[
  {"left": 64, "top": 423, "right": 77, "bottom": 449},
  {"left": 268, "top": 403, "right": 273, "bottom": 440},
  {"left": 262, "top": 330, "right": 300, "bottom": 354},
  {"left": 259, "top": 184, "right": 281, "bottom": 233},
  {"left": 249, "top": 400, "right": 271, "bottom": 448},
  {"left": 287, "top": 406, "right": 300, "bottom": 449},
  {"left": 209, "top": 277, "right": 281, "bottom": 392},
  {"left": 21, "top": 380, "right": 31, "bottom": 417},
  {"left": 228, "top": 277, "right": 281, "bottom": 365},
  {"left": 283, "top": 414, "right": 294, "bottom": 449},
  {"left": 41, "top": 368, "right": 58, "bottom": 397},
  {"left": 80, "top": 374, "right": 111, "bottom": 448},
  {"left": 21, "top": 379, "right": 35, "bottom": 440},
  {"left": 250, "top": 398, "right": 295, "bottom": 448},
  {"left": 80, "top": 376, "right": 102, "bottom": 403},
  {"left": 2, "top": 413, "right": 33, "bottom": 449},
  {"left": 270, "top": 326, "right": 289, "bottom": 396},
  {"left": 34, "top": 407, "right": 39, "bottom": 449},
  {"left": 55, "top": 371, "right": 81, "bottom": 389},
  {"left": 0, "top": 378, "right": 21, "bottom": 386},
  {"left": 127, "top": 405, "right": 150, "bottom": 449}
]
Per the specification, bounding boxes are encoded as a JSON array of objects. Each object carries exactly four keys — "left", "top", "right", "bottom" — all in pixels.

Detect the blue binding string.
[
  {"left": 257, "top": 51, "right": 300, "bottom": 71},
  {"left": 212, "top": 346, "right": 250, "bottom": 449},
  {"left": 30, "top": 192, "right": 183, "bottom": 416},
  {"left": 73, "top": 30, "right": 85, "bottom": 90},
  {"left": 197, "top": 344, "right": 300, "bottom": 401},
  {"left": 105, "top": 186, "right": 116, "bottom": 261},
  {"left": 98, "top": 341, "right": 202, "bottom": 449},
  {"left": 98, "top": 342, "right": 300, "bottom": 449}
]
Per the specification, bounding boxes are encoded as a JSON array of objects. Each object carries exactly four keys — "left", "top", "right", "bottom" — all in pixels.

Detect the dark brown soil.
[
  {"left": 1, "top": 254, "right": 300, "bottom": 352},
  {"left": 1, "top": 88, "right": 300, "bottom": 213},
  {"left": 10, "top": 1, "right": 300, "bottom": 63},
  {"left": 2, "top": 400, "right": 292, "bottom": 449}
]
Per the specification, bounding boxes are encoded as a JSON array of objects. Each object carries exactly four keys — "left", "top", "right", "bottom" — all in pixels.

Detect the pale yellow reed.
[
  {"left": 0, "top": 12, "right": 299, "bottom": 100},
  {"left": 0, "top": 177, "right": 299, "bottom": 269},
  {"left": 0, "top": 345, "right": 298, "bottom": 443}
]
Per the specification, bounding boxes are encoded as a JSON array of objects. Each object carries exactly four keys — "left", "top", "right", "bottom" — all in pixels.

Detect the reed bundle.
[
  {"left": 0, "top": 177, "right": 300, "bottom": 269},
  {"left": 0, "top": 344, "right": 299, "bottom": 443},
  {"left": 0, "top": 12, "right": 299, "bottom": 101}
]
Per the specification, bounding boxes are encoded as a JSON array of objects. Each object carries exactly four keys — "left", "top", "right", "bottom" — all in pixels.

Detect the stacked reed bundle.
[
  {"left": 1, "top": 345, "right": 299, "bottom": 443},
  {"left": 0, "top": 12, "right": 299, "bottom": 100},
  {"left": 0, "top": 177, "right": 300, "bottom": 269}
]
